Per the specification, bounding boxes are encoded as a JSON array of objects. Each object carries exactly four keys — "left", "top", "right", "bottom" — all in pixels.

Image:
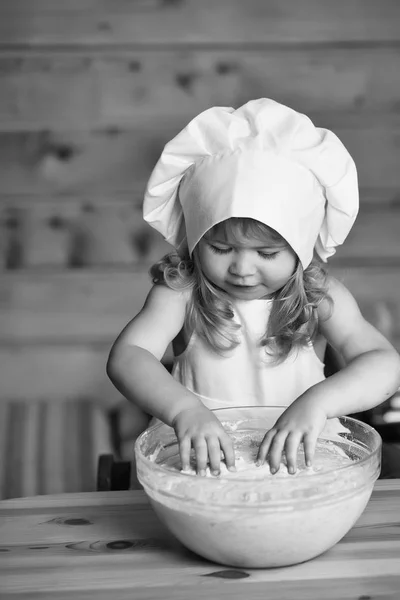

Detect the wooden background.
[{"left": 1, "top": 0, "right": 400, "bottom": 406}]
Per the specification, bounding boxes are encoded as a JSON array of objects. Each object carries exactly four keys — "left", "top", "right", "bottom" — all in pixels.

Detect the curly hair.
[{"left": 150, "top": 218, "right": 332, "bottom": 362}]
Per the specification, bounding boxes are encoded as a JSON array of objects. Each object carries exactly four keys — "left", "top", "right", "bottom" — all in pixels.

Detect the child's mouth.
[
  {"left": 229, "top": 283, "right": 256, "bottom": 289},
  {"left": 228, "top": 283, "right": 260, "bottom": 293}
]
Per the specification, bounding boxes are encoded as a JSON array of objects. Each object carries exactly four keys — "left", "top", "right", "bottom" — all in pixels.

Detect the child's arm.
[
  {"left": 106, "top": 283, "right": 235, "bottom": 475},
  {"left": 257, "top": 277, "right": 400, "bottom": 473}
]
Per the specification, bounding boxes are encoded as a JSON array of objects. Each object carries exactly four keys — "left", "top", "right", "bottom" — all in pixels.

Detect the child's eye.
[
  {"left": 258, "top": 251, "right": 279, "bottom": 260},
  {"left": 209, "top": 245, "right": 231, "bottom": 254}
]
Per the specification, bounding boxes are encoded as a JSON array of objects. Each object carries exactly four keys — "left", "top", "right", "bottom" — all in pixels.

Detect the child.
[{"left": 107, "top": 98, "right": 400, "bottom": 477}]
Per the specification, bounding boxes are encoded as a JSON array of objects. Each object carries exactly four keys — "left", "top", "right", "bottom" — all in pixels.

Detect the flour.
[{"left": 160, "top": 426, "right": 353, "bottom": 481}]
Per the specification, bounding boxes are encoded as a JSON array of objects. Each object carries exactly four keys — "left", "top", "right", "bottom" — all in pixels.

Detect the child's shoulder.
[
  {"left": 317, "top": 274, "right": 360, "bottom": 321},
  {"left": 144, "top": 282, "right": 192, "bottom": 313},
  {"left": 325, "top": 274, "right": 356, "bottom": 300}
]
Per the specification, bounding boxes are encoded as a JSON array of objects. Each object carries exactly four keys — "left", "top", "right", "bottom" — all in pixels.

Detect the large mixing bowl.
[{"left": 135, "top": 406, "right": 381, "bottom": 568}]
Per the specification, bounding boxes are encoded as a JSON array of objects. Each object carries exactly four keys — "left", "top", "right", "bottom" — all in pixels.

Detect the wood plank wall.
[{"left": 1, "top": 0, "right": 400, "bottom": 404}]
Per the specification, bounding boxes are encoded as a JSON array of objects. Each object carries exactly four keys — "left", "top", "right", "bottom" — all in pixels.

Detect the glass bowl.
[{"left": 134, "top": 406, "right": 381, "bottom": 568}]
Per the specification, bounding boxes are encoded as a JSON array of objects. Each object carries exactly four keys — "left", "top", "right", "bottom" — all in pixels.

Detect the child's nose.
[{"left": 229, "top": 252, "right": 256, "bottom": 276}]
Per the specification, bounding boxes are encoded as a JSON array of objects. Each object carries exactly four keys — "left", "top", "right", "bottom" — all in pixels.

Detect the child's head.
[{"left": 144, "top": 98, "right": 359, "bottom": 357}]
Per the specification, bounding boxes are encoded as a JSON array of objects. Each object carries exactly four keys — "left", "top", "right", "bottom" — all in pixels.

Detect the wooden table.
[{"left": 1, "top": 481, "right": 400, "bottom": 599}]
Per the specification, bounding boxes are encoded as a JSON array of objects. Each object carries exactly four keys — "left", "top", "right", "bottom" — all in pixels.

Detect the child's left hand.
[{"left": 256, "top": 394, "right": 328, "bottom": 474}]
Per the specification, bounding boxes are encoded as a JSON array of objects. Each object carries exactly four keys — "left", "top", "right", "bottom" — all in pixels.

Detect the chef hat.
[{"left": 143, "top": 98, "right": 359, "bottom": 268}]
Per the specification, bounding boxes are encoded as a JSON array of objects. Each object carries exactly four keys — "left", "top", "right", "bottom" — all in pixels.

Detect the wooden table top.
[{"left": 1, "top": 480, "right": 400, "bottom": 599}]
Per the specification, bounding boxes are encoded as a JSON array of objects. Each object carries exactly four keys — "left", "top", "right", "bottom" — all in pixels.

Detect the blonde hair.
[{"left": 150, "top": 218, "right": 332, "bottom": 362}]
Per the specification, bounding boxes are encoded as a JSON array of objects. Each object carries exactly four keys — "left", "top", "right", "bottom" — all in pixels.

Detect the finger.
[
  {"left": 284, "top": 433, "right": 303, "bottom": 474},
  {"left": 179, "top": 436, "right": 192, "bottom": 471},
  {"left": 268, "top": 431, "right": 288, "bottom": 474},
  {"left": 193, "top": 438, "right": 208, "bottom": 476},
  {"left": 207, "top": 437, "right": 223, "bottom": 475},
  {"left": 303, "top": 433, "right": 318, "bottom": 467},
  {"left": 219, "top": 433, "right": 236, "bottom": 471},
  {"left": 256, "top": 429, "right": 276, "bottom": 465}
]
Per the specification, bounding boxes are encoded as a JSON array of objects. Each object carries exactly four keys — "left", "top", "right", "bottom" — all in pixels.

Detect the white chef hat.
[{"left": 143, "top": 98, "right": 359, "bottom": 268}]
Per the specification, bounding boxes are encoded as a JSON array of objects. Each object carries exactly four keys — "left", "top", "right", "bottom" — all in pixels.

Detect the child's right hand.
[{"left": 172, "top": 405, "right": 236, "bottom": 476}]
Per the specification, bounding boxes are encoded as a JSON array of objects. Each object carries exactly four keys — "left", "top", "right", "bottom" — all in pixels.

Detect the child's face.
[{"left": 197, "top": 225, "right": 297, "bottom": 301}]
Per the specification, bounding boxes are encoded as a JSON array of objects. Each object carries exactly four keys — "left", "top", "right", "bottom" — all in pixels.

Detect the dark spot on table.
[
  {"left": 64, "top": 518, "right": 92, "bottom": 526},
  {"left": 204, "top": 569, "right": 250, "bottom": 579},
  {"left": 106, "top": 540, "right": 134, "bottom": 550},
  {"left": 65, "top": 538, "right": 166, "bottom": 553}
]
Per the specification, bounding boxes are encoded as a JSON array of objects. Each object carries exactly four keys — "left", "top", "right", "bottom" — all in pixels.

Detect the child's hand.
[
  {"left": 256, "top": 395, "right": 328, "bottom": 474},
  {"left": 172, "top": 405, "right": 236, "bottom": 476}
]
